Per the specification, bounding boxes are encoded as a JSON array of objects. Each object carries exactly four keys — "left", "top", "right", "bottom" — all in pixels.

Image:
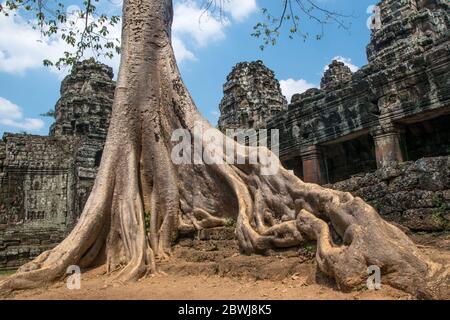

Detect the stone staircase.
[{"left": 162, "top": 227, "right": 316, "bottom": 281}]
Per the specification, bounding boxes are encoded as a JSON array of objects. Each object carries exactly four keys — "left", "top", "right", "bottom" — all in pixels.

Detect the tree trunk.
[{"left": 0, "top": 0, "right": 448, "bottom": 299}]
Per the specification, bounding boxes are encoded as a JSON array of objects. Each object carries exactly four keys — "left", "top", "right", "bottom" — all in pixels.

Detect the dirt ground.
[
  {"left": 1, "top": 232, "right": 449, "bottom": 300},
  {"left": 0, "top": 267, "right": 412, "bottom": 300}
]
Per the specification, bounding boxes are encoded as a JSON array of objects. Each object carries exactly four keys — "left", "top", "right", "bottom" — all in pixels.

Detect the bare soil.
[
  {"left": 2, "top": 231, "right": 449, "bottom": 300},
  {"left": 1, "top": 267, "right": 413, "bottom": 300}
]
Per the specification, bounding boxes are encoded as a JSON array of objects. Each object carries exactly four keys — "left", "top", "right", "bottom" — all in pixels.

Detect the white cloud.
[
  {"left": 0, "top": 6, "right": 122, "bottom": 77},
  {"left": 172, "top": 36, "right": 196, "bottom": 63},
  {"left": 0, "top": 97, "right": 22, "bottom": 119},
  {"left": 222, "top": 0, "right": 258, "bottom": 22},
  {"left": 210, "top": 110, "right": 220, "bottom": 117},
  {"left": 0, "top": 97, "right": 44, "bottom": 131},
  {"left": 0, "top": 118, "right": 44, "bottom": 131},
  {"left": 324, "top": 56, "right": 359, "bottom": 73},
  {"left": 0, "top": 14, "right": 65, "bottom": 75},
  {"left": 173, "top": 0, "right": 229, "bottom": 47},
  {"left": 280, "top": 79, "right": 318, "bottom": 102},
  {"left": 0, "top": 0, "right": 258, "bottom": 74},
  {"left": 172, "top": 0, "right": 258, "bottom": 63}
]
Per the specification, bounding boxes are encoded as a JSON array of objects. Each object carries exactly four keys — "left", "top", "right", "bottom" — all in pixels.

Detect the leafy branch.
[
  {"left": 252, "top": 0, "right": 353, "bottom": 50},
  {"left": 0, "top": 0, "right": 121, "bottom": 69},
  {"left": 40, "top": 109, "right": 55, "bottom": 118},
  {"left": 204, "top": 0, "right": 352, "bottom": 50}
]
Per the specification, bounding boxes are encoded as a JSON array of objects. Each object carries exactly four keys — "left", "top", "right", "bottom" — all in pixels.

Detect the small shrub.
[
  {"left": 299, "top": 243, "right": 316, "bottom": 260},
  {"left": 354, "top": 283, "right": 369, "bottom": 292},
  {"left": 432, "top": 194, "right": 449, "bottom": 229},
  {"left": 144, "top": 210, "right": 151, "bottom": 233},
  {"left": 432, "top": 211, "right": 449, "bottom": 229},
  {"left": 224, "top": 217, "right": 237, "bottom": 228},
  {"left": 0, "top": 270, "right": 15, "bottom": 276}
]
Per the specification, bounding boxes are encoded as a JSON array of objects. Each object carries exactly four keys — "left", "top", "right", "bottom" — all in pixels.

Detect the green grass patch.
[{"left": 0, "top": 270, "right": 16, "bottom": 276}]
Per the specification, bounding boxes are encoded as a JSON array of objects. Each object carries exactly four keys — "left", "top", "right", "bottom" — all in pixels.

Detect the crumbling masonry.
[
  {"left": 0, "top": 59, "right": 114, "bottom": 270},
  {"left": 219, "top": 0, "right": 450, "bottom": 232}
]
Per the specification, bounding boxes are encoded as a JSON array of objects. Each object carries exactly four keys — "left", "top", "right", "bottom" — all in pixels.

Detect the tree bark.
[{"left": 0, "top": 0, "right": 448, "bottom": 299}]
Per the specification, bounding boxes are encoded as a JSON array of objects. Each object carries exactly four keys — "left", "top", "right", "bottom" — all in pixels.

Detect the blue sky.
[{"left": 0, "top": 0, "right": 378, "bottom": 136}]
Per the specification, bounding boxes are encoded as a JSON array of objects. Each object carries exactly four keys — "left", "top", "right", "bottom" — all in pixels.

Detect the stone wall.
[
  {"left": 0, "top": 134, "right": 74, "bottom": 269},
  {"left": 329, "top": 156, "right": 450, "bottom": 232},
  {"left": 0, "top": 134, "right": 74, "bottom": 225},
  {"left": 0, "top": 59, "right": 114, "bottom": 270},
  {"left": 263, "top": 0, "right": 450, "bottom": 185}
]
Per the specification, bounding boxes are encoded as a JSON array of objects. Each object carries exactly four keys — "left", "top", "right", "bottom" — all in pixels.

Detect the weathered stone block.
[
  {"left": 330, "top": 156, "right": 450, "bottom": 232},
  {"left": 401, "top": 208, "right": 449, "bottom": 232}
]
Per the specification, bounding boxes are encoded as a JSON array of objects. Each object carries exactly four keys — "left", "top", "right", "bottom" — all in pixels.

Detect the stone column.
[
  {"left": 300, "top": 145, "right": 326, "bottom": 185},
  {"left": 372, "top": 125, "right": 405, "bottom": 168}
]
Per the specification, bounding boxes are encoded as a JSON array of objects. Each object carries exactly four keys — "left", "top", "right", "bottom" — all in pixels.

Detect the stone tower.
[
  {"left": 320, "top": 60, "right": 353, "bottom": 90},
  {"left": 367, "top": 0, "right": 449, "bottom": 65},
  {"left": 49, "top": 59, "right": 116, "bottom": 223},
  {"left": 50, "top": 58, "right": 115, "bottom": 138},
  {"left": 218, "top": 61, "right": 287, "bottom": 131}
]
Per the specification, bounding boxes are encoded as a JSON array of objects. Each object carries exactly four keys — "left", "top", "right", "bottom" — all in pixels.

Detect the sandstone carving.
[
  {"left": 218, "top": 61, "right": 287, "bottom": 131},
  {"left": 0, "top": 59, "right": 114, "bottom": 270}
]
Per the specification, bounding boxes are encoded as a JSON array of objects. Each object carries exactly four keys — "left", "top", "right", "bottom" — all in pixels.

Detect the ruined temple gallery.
[{"left": 0, "top": 0, "right": 449, "bottom": 273}]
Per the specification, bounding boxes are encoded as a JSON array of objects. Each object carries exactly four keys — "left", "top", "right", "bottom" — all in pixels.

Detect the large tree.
[{"left": 0, "top": 0, "right": 448, "bottom": 299}]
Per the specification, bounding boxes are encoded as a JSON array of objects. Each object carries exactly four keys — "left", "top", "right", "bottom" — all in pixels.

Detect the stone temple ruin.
[
  {"left": 218, "top": 61, "right": 287, "bottom": 130},
  {"left": 0, "top": 0, "right": 449, "bottom": 270},
  {"left": 219, "top": 0, "right": 450, "bottom": 232},
  {"left": 0, "top": 59, "right": 114, "bottom": 269}
]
